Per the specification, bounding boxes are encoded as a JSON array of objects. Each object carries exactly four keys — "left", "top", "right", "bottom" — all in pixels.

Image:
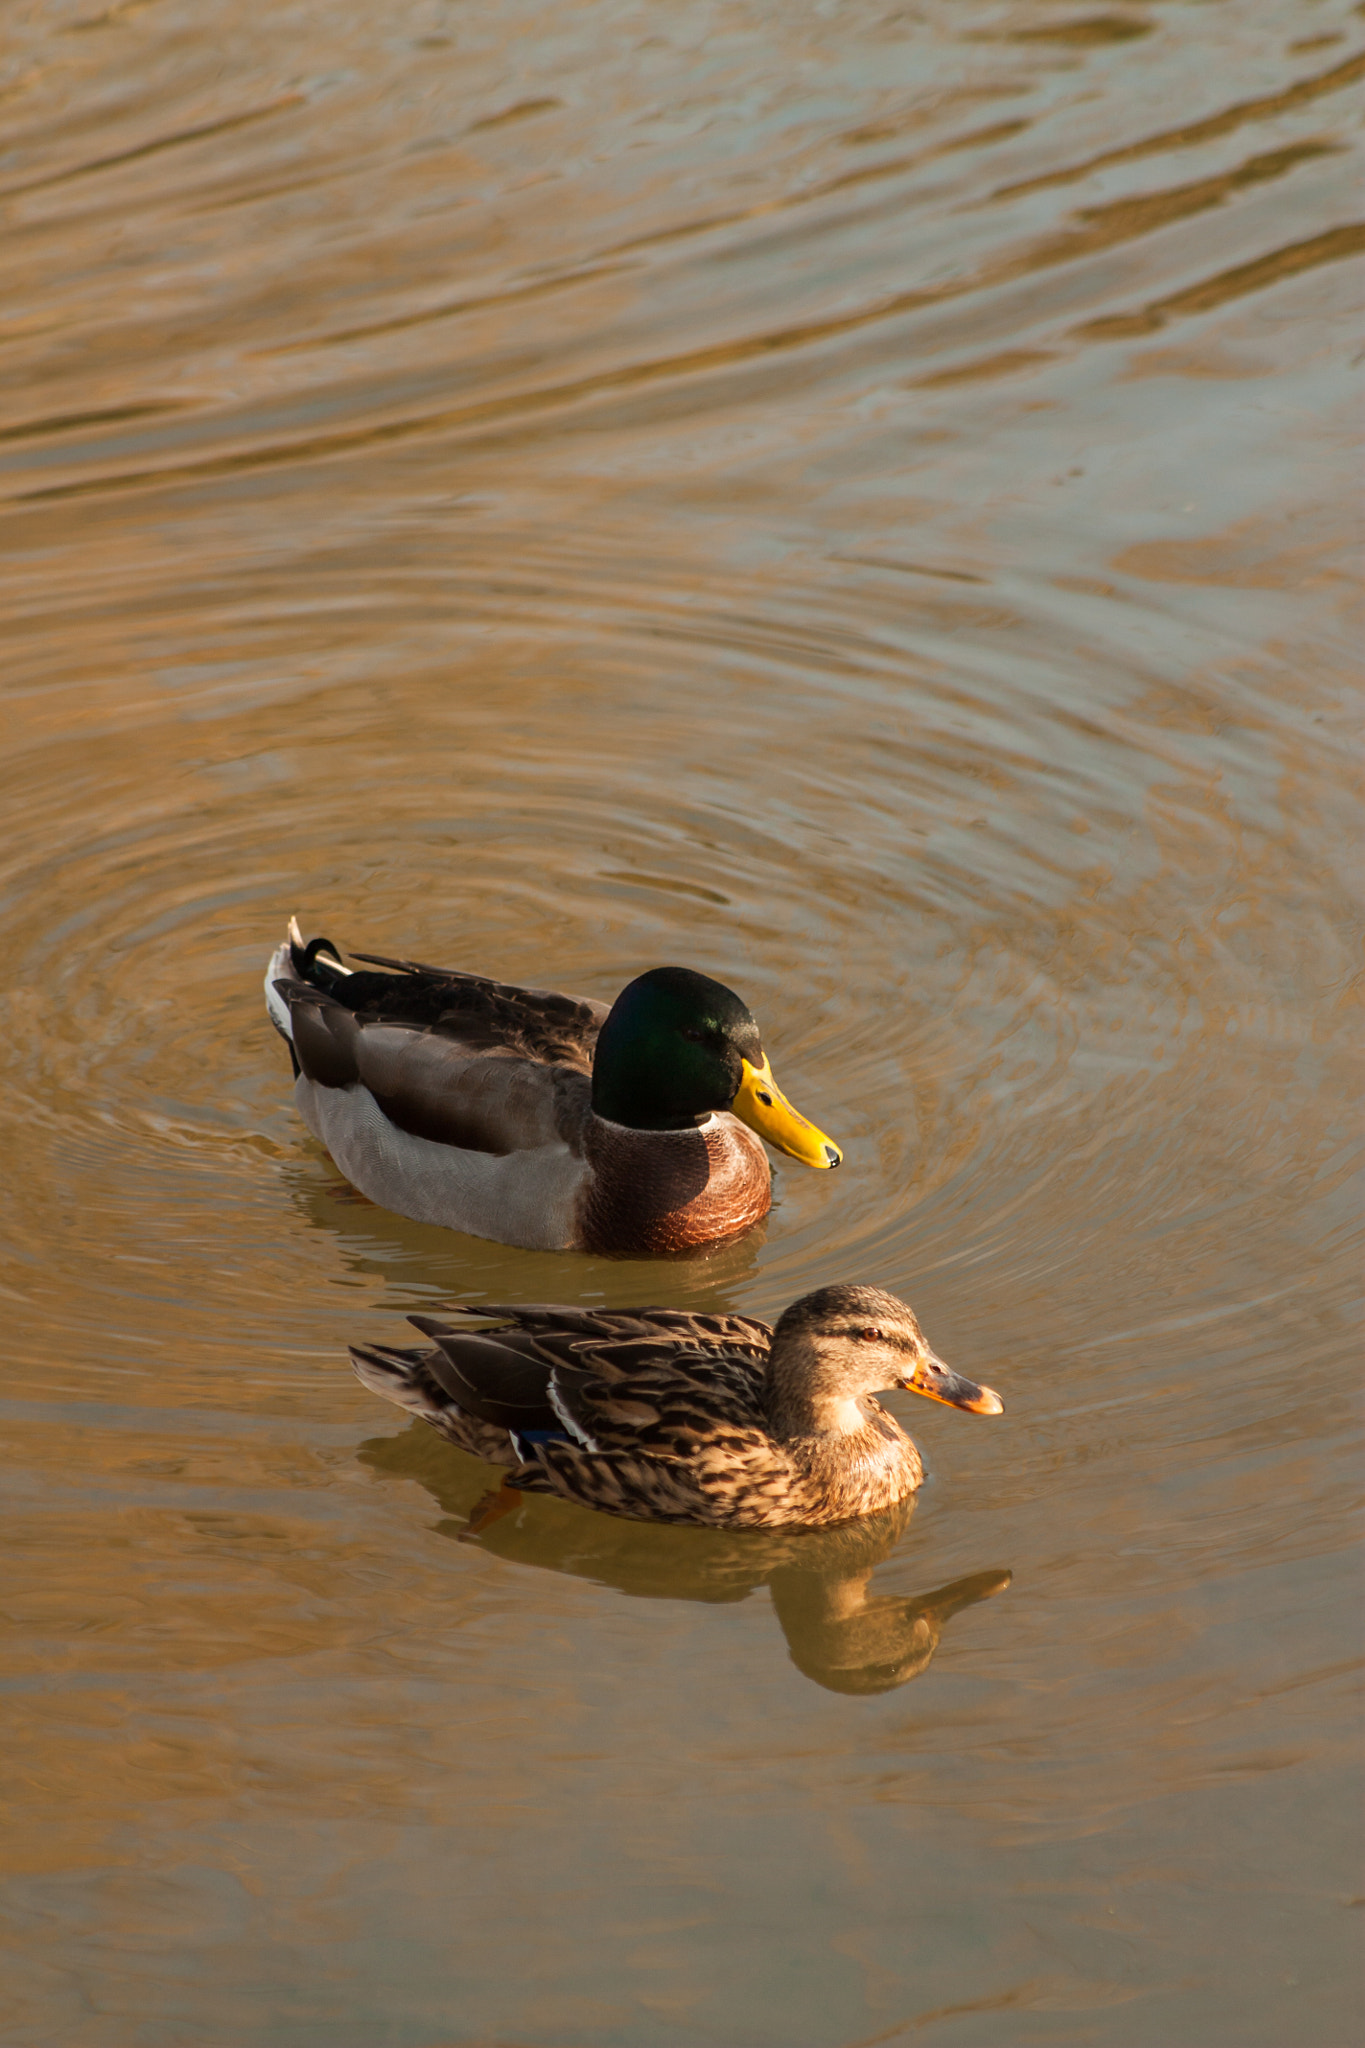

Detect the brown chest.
[
  {"left": 789, "top": 1416, "right": 924, "bottom": 1527},
  {"left": 575, "top": 1112, "right": 771, "bottom": 1255}
]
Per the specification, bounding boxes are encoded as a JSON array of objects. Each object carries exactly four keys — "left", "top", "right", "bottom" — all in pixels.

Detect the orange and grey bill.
[
  {"left": 731, "top": 1054, "right": 842, "bottom": 1169},
  {"left": 905, "top": 1353, "right": 1005, "bottom": 1416}
]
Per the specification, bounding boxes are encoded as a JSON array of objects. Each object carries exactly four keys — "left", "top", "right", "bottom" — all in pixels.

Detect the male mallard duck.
[
  {"left": 350, "top": 1284, "right": 1003, "bottom": 1529},
  {"left": 265, "top": 920, "right": 840, "bottom": 1255}
]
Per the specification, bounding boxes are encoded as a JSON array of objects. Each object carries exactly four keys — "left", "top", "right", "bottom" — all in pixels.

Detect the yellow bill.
[{"left": 731, "top": 1054, "right": 842, "bottom": 1169}]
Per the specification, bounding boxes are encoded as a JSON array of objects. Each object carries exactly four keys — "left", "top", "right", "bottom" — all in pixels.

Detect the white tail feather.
[{"left": 263, "top": 936, "right": 296, "bottom": 1041}]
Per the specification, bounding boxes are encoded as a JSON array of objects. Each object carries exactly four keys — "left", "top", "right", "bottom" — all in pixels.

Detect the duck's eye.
[
  {"left": 858, "top": 1326, "right": 883, "bottom": 1343},
  {"left": 680, "top": 1027, "right": 706, "bottom": 1044}
]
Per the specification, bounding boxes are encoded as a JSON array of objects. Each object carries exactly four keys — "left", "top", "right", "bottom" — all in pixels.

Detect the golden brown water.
[{"left": 2, "top": 2, "right": 1362, "bottom": 2042}]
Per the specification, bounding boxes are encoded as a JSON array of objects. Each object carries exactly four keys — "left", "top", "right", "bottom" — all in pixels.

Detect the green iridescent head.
[{"left": 590, "top": 966, "right": 840, "bottom": 1167}]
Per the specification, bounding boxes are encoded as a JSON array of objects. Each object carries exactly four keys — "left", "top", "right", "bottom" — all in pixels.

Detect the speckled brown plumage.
[
  {"left": 351, "top": 1300, "right": 772, "bottom": 1467},
  {"left": 513, "top": 1400, "right": 922, "bottom": 1529},
  {"left": 351, "top": 1285, "right": 1003, "bottom": 1531}
]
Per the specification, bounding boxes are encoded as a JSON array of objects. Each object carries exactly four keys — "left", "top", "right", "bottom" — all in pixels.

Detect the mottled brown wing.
[
  {"left": 349, "top": 1340, "right": 518, "bottom": 1464},
  {"left": 406, "top": 1319, "right": 560, "bottom": 1430},
  {"left": 446, "top": 1302, "right": 773, "bottom": 1351},
  {"left": 547, "top": 1354, "right": 767, "bottom": 1453},
  {"left": 419, "top": 1309, "right": 770, "bottom": 1383}
]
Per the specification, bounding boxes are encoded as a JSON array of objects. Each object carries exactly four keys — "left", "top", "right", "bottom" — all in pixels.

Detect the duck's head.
[
  {"left": 591, "top": 965, "right": 841, "bottom": 1168},
  {"left": 769, "top": 1283, "right": 1003, "bottom": 1432}
]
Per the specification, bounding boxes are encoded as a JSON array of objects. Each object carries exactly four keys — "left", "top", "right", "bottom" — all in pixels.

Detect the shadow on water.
[
  {"left": 282, "top": 1158, "right": 770, "bottom": 1310},
  {"left": 359, "top": 1423, "right": 1011, "bottom": 1696}
]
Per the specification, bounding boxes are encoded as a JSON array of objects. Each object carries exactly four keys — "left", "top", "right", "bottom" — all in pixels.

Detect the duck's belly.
[{"left": 295, "top": 1076, "right": 587, "bottom": 1251}]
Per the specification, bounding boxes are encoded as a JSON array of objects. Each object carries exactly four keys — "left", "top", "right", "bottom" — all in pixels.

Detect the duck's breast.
[
  {"left": 576, "top": 1111, "right": 771, "bottom": 1255},
  {"left": 791, "top": 1416, "right": 924, "bottom": 1526}
]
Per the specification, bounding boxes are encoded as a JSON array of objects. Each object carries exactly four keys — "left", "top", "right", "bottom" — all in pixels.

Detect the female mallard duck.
[
  {"left": 265, "top": 920, "right": 840, "bottom": 1255},
  {"left": 350, "top": 1284, "right": 1003, "bottom": 1529}
]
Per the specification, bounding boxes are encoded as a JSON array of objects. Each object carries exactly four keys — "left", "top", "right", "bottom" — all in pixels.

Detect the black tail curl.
[{"left": 290, "top": 932, "right": 349, "bottom": 990}]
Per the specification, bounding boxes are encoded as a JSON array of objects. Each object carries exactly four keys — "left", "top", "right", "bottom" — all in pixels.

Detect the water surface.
[{"left": 1, "top": 2, "right": 1361, "bottom": 2043}]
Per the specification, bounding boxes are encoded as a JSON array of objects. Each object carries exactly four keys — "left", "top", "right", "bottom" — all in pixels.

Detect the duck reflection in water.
[
  {"left": 359, "top": 1429, "right": 1009, "bottom": 1696},
  {"left": 768, "top": 1545, "right": 1011, "bottom": 1696},
  {"left": 281, "top": 1160, "right": 768, "bottom": 1316}
]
